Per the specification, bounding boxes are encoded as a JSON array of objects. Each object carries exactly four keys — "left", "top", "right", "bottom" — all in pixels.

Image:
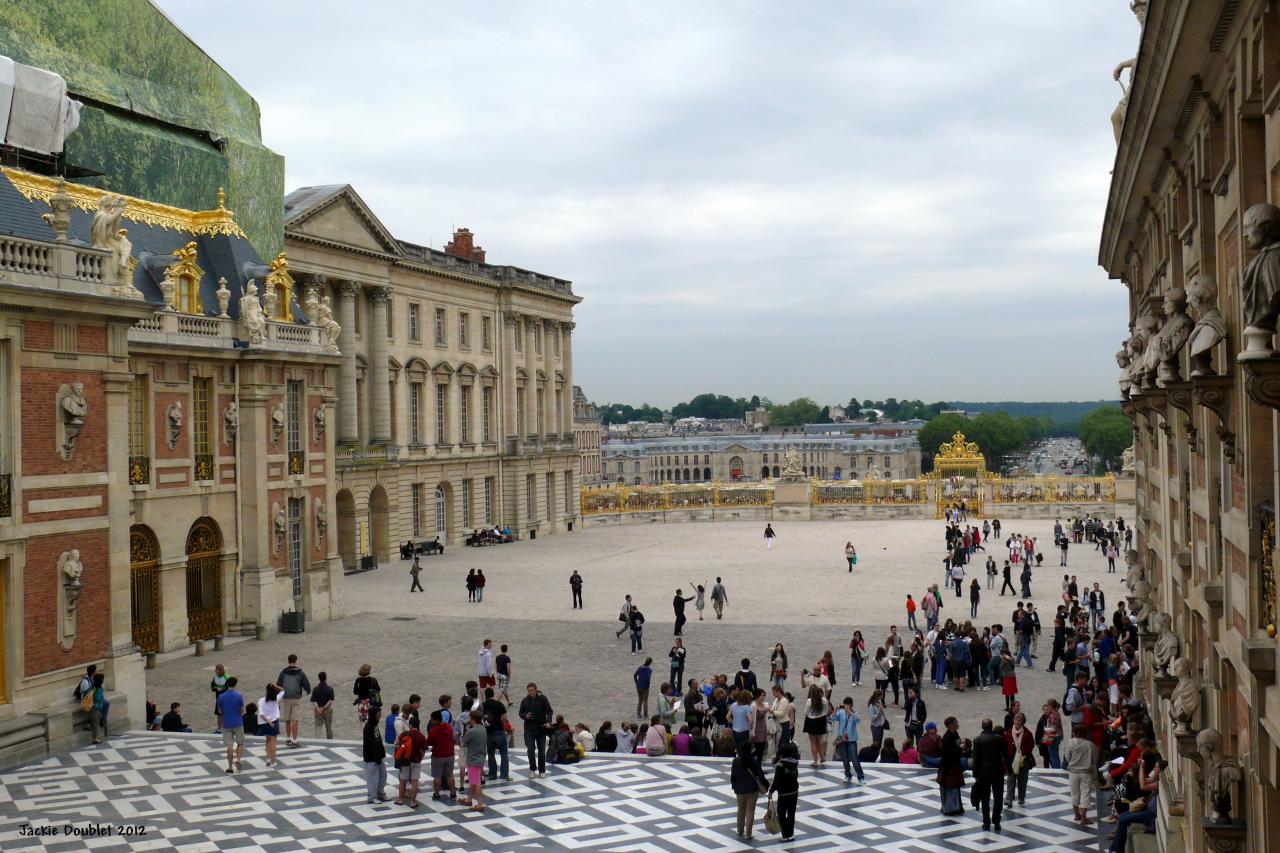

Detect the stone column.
[
  {"left": 368, "top": 286, "right": 392, "bottom": 444},
  {"left": 561, "top": 321, "right": 575, "bottom": 437},
  {"left": 502, "top": 310, "right": 520, "bottom": 443},
  {"left": 336, "top": 281, "right": 359, "bottom": 444},
  {"left": 525, "top": 316, "right": 539, "bottom": 438}
]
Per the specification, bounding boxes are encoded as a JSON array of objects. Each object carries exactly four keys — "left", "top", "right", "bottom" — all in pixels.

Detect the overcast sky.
[{"left": 157, "top": 0, "right": 1136, "bottom": 406}]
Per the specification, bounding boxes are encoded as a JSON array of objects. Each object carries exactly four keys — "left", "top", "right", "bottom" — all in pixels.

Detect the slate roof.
[{"left": 0, "top": 173, "right": 305, "bottom": 322}]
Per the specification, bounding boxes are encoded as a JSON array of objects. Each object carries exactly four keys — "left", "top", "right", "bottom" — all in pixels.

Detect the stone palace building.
[{"left": 1102, "top": 0, "right": 1280, "bottom": 849}]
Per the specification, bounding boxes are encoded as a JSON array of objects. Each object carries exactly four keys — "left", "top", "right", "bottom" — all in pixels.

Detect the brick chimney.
[{"left": 445, "top": 228, "right": 485, "bottom": 262}]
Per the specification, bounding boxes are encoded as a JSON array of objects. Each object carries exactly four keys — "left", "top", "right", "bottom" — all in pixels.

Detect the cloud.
[{"left": 155, "top": 0, "right": 1137, "bottom": 404}]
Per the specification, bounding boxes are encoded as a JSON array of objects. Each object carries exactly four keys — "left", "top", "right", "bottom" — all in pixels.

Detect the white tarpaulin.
[
  {"left": 0, "top": 56, "right": 14, "bottom": 150},
  {"left": 5, "top": 59, "right": 69, "bottom": 155}
]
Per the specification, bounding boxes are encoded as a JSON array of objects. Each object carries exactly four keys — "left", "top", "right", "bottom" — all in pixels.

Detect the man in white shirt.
[
  {"left": 950, "top": 562, "right": 965, "bottom": 597},
  {"left": 477, "top": 639, "right": 495, "bottom": 690}
]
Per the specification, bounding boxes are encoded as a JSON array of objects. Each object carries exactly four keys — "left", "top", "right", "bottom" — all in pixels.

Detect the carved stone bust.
[
  {"left": 1137, "top": 307, "right": 1165, "bottom": 388},
  {"left": 57, "top": 382, "right": 88, "bottom": 461},
  {"left": 223, "top": 401, "right": 239, "bottom": 444},
  {"left": 1152, "top": 612, "right": 1180, "bottom": 674},
  {"left": 166, "top": 401, "right": 183, "bottom": 449},
  {"left": 1169, "top": 656, "right": 1199, "bottom": 734},
  {"left": 1241, "top": 202, "right": 1280, "bottom": 355},
  {"left": 1156, "top": 287, "right": 1193, "bottom": 384},
  {"left": 1196, "top": 728, "right": 1241, "bottom": 824},
  {"left": 1187, "top": 273, "right": 1226, "bottom": 375}
]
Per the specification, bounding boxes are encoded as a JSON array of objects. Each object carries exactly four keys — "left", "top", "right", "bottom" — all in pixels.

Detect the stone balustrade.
[
  {"left": 129, "top": 311, "right": 330, "bottom": 355},
  {"left": 0, "top": 233, "right": 111, "bottom": 290}
]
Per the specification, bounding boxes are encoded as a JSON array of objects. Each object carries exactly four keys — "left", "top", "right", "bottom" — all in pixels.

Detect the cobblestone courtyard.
[{"left": 150, "top": 515, "right": 1131, "bottom": 748}]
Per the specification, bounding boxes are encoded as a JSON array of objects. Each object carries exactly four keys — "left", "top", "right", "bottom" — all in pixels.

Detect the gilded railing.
[
  {"left": 812, "top": 481, "right": 866, "bottom": 505},
  {"left": 581, "top": 481, "right": 773, "bottom": 515},
  {"left": 985, "top": 474, "right": 1117, "bottom": 504}
]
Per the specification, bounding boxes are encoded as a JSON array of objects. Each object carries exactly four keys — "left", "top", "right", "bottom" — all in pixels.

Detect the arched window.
[
  {"left": 761, "top": 466, "right": 771, "bottom": 479},
  {"left": 167, "top": 242, "right": 204, "bottom": 315},
  {"left": 772, "top": 466, "right": 780, "bottom": 478}
]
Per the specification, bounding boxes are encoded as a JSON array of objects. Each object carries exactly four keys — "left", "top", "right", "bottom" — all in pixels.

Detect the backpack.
[
  {"left": 73, "top": 676, "right": 90, "bottom": 701},
  {"left": 393, "top": 732, "right": 413, "bottom": 768},
  {"left": 384, "top": 714, "right": 397, "bottom": 745}
]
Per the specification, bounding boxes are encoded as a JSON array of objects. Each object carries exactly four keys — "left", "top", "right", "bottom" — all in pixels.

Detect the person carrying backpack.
[{"left": 363, "top": 706, "right": 390, "bottom": 804}]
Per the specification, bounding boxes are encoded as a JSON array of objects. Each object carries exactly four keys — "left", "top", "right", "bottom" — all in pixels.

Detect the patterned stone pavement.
[{"left": 0, "top": 732, "right": 1102, "bottom": 851}]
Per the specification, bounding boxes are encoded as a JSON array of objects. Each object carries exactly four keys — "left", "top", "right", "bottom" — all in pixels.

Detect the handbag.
[
  {"left": 1011, "top": 752, "right": 1024, "bottom": 775},
  {"left": 79, "top": 690, "right": 94, "bottom": 713},
  {"left": 764, "top": 798, "right": 781, "bottom": 834}
]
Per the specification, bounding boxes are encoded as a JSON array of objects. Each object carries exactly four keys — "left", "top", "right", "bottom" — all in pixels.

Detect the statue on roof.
[
  {"left": 240, "top": 280, "right": 266, "bottom": 347},
  {"left": 317, "top": 295, "right": 341, "bottom": 352},
  {"left": 90, "top": 195, "right": 132, "bottom": 286}
]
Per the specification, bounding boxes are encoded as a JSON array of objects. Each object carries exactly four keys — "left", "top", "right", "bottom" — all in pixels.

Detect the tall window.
[
  {"left": 411, "top": 483, "right": 422, "bottom": 537},
  {"left": 482, "top": 316, "right": 492, "bottom": 350},
  {"left": 462, "top": 479, "right": 472, "bottom": 527},
  {"left": 435, "top": 384, "right": 447, "bottom": 445},
  {"left": 459, "top": 385, "right": 471, "bottom": 443},
  {"left": 482, "top": 386, "right": 492, "bottom": 442},
  {"left": 533, "top": 322, "right": 542, "bottom": 355},
  {"left": 408, "top": 303, "right": 420, "bottom": 342},
  {"left": 526, "top": 474, "right": 536, "bottom": 519},
  {"left": 554, "top": 389, "right": 563, "bottom": 437},
  {"left": 409, "top": 383, "right": 422, "bottom": 445},
  {"left": 546, "top": 473, "right": 554, "bottom": 522},
  {"left": 193, "top": 378, "right": 211, "bottom": 481},
  {"left": 128, "top": 376, "right": 149, "bottom": 484},
  {"left": 459, "top": 312, "right": 470, "bottom": 348},
  {"left": 287, "top": 498, "right": 303, "bottom": 598},
  {"left": 287, "top": 380, "right": 302, "bottom": 453},
  {"left": 385, "top": 296, "right": 394, "bottom": 339},
  {"left": 554, "top": 325, "right": 561, "bottom": 357},
  {"left": 514, "top": 321, "right": 522, "bottom": 351},
  {"left": 484, "top": 477, "right": 493, "bottom": 525},
  {"left": 564, "top": 469, "right": 573, "bottom": 515},
  {"left": 515, "top": 388, "right": 525, "bottom": 437},
  {"left": 435, "top": 308, "right": 446, "bottom": 345},
  {"left": 535, "top": 388, "right": 544, "bottom": 436}
]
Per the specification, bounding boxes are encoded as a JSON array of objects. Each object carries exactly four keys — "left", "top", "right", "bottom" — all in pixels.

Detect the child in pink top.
[{"left": 672, "top": 725, "right": 692, "bottom": 755}]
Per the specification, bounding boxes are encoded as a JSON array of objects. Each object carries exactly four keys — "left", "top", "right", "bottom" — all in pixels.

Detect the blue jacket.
[{"left": 634, "top": 666, "right": 652, "bottom": 690}]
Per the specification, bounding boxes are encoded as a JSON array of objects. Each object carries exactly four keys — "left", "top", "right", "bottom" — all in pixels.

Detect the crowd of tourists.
[{"left": 123, "top": 512, "right": 1148, "bottom": 844}]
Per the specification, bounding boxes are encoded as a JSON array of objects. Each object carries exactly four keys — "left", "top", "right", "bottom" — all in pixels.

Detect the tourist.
[
  {"left": 731, "top": 689, "right": 753, "bottom": 747},
  {"left": 519, "top": 682, "right": 554, "bottom": 778},
  {"left": 1019, "top": 563, "right": 1032, "bottom": 599},
  {"left": 633, "top": 657, "right": 652, "bottom": 717},
  {"left": 615, "top": 721, "right": 635, "bottom": 754},
  {"left": 985, "top": 555, "right": 997, "bottom": 589},
  {"left": 644, "top": 715, "right": 668, "bottom": 756},
  {"left": 999, "top": 561, "right": 1015, "bottom": 596},
  {"left": 878, "top": 737, "right": 900, "bottom": 763},
  {"left": 409, "top": 556, "right": 423, "bottom": 592},
  {"left": 937, "top": 716, "right": 966, "bottom": 816},
  {"left": 276, "top": 653, "right": 311, "bottom": 748},
  {"left": 353, "top": 663, "right": 381, "bottom": 724},
  {"left": 770, "top": 685, "right": 793, "bottom": 751},
  {"left": 905, "top": 594, "right": 918, "bottom": 630},
  {"left": 1004, "top": 712, "right": 1034, "bottom": 808},
  {"left": 770, "top": 643, "right": 788, "bottom": 689},
  {"left": 969, "top": 578, "right": 981, "bottom": 619},
  {"left": 919, "top": 721, "right": 942, "bottom": 768},
  {"left": 922, "top": 586, "right": 938, "bottom": 630},
  {"left": 242, "top": 702, "right": 258, "bottom": 740},
  {"left": 257, "top": 683, "right": 282, "bottom": 767},
  {"left": 1089, "top": 583, "right": 1107, "bottom": 631},
  {"left": 628, "top": 606, "right": 646, "bottom": 654},
  {"left": 749, "top": 689, "right": 770, "bottom": 766},
  {"left": 900, "top": 736, "right": 920, "bottom": 764},
  {"left": 733, "top": 658, "right": 758, "bottom": 694},
  {"left": 616, "top": 594, "right": 633, "bottom": 638},
  {"left": 689, "top": 581, "right": 708, "bottom": 621},
  {"left": 711, "top": 577, "right": 728, "bottom": 619},
  {"left": 770, "top": 740, "right": 801, "bottom": 842},
  {"left": 730, "top": 740, "right": 769, "bottom": 840},
  {"left": 475, "top": 569, "right": 487, "bottom": 601},
  {"left": 1059, "top": 537, "right": 1069, "bottom": 566},
  {"left": 466, "top": 568, "right": 477, "bottom": 602},
  {"left": 999, "top": 646, "right": 1018, "bottom": 711},
  {"left": 657, "top": 682, "right": 678, "bottom": 731},
  {"left": 458, "top": 709, "right": 488, "bottom": 812},
  {"left": 950, "top": 559, "right": 965, "bottom": 597},
  {"left": 872, "top": 646, "right": 890, "bottom": 698},
  {"left": 833, "top": 696, "right": 865, "bottom": 783},
  {"left": 972, "top": 718, "right": 1007, "bottom": 831},
  {"left": 495, "top": 644, "right": 513, "bottom": 706},
  {"left": 160, "top": 702, "right": 191, "bottom": 733},
  {"left": 424, "top": 701, "right": 455, "bottom": 799},
  {"left": 690, "top": 725, "right": 713, "bottom": 756},
  {"left": 822, "top": 649, "right": 838, "bottom": 687},
  {"left": 849, "top": 631, "right": 867, "bottom": 686},
  {"left": 867, "top": 688, "right": 886, "bottom": 745},
  {"left": 763, "top": 523, "right": 776, "bottom": 549},
  {"left": 395, "top": 715, "right": 429, "bottom": 806},
  {"left": 210, "top": 663, "right": 230, "bottom": 733},
  {"left": 217, "top": 676, "right": 245, "bottom": 773},
  {"left": 668, "top": 638, "right": 687, "bottom": 689},
  {"left": 1064, "top": 724, "right": 1094, "bottom": 825},
  {"left": 362, "top": 705, "right": 389, "bottom": 804},
  {"left": 595, "top": 721, "right": 617, "bottom": 752},
  {"left": 481, "top": 687, "right": 510, "bottom": 782},
  {"left": 311, "top": 671, "right": 335, "bottom": 739},
  {"left": 1037, "top": 699, "right": 1063, "bottom": 769},
  {"left": 672, "top": 588, "right": 694, "bottom": 636},
  {"left": 565, "top": 569, "right": 584, "bottom": 609},
  {"left": 844, "top": 540, "right": 856, "bottom": 571},
  {"left": 904, "top": 686, "right": 926, "bottom": 744}
]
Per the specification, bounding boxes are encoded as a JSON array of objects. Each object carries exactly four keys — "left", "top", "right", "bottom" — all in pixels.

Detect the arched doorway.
[
  {"left": 336, "top": 489, "right": 357, "bottom": 571},
  {"left": 703, "top": 467, "right": 712, "bottom": 481},
  {"left": 185, "top": 518, "right": 223, "bottom": 642},
  {"left": 434, "top": 483, "right": 453, "bottom": 545},
  {"left": 130, "top": 525, "right": 161, "bottom": 653},
  {"left": 772, "top": 465, "right": 780, "bottom": 478},
  {"left": 761, "top": 466, "right": 770, "bottom": 479},
  {"left": 369, "top": 485, "right": 389, "bottom": 562}
]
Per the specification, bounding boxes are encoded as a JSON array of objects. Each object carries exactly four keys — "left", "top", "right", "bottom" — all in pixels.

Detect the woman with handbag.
[
  {"left": 353, "top": 663, "right": 382, "bottom": 724},
  {"left": 770, "top": 643, "right": 788, "bottom": 690},
  {"left": 768, "top": 740, "right": 801, "bottom": 841},
  {"left": 1004, "top": 712, "right": 1035, "bottom": 807},
  {"left": 848, "top": 630, "right": 868, "bottom": 686},
  {"left": 730, "top": 740, "right": 770, "bottom": 840},
  {"left": 801, "top": 684, "right": 832, "bottom": 768},
  {"left": 770, "top": 686, "right": 792, "bottom": 752}
]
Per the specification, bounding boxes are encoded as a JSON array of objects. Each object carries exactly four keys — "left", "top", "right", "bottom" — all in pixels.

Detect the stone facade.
[
  {"left": 573, "top": 386, "right": 604, "bottom": 485},
  {"left": 601, "top": 434, "right": 921, "bottom": 484},
  {"left": 282, "top": 187, "right": 581, "bottom": 559},
  {"left": 1100, "top": 2, "right": 1280, "bottom": 849}
]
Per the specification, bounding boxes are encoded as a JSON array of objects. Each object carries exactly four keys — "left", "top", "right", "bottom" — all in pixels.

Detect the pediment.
[{"left": 285, "top": 186, "right": 402, "bottom": 255}]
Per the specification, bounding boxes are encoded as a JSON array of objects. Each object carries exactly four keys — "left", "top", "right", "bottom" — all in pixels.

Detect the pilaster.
[
  {"left": 368, "top": 286, "right": 392, "bottom": 444},
  {"left": 336, "top": 281, "right": 359, "bottom": 444}
]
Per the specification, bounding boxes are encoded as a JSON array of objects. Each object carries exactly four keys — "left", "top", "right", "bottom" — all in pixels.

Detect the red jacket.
[
  {"left": 1110, "top": 744, "right": 1142, "bottom": 779},
  {"left": 1004, "top": 727, "right": 1035, "bottom": 760}
]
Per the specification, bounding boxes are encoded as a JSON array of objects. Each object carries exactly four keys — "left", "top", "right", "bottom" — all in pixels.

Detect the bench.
[{"left": 400, "top": 539, "right": 444, "bottom": 558}]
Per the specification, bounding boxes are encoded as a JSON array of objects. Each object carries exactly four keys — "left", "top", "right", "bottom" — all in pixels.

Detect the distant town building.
[
  {"left": 744, "top": 406, "right": 770, "bottom": 431},
  {"left": 573, "top": 386, "right": 603, "bottom": 484}
]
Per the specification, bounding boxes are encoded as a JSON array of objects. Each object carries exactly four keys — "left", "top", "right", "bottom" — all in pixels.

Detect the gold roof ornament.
[
  {"left": 1, "top": 167, "right": 246, "bottom": 238},
  {"left": 937, "top": 431, "right": 982, "bottom": 460},
  {"left": 264, "top": 251, "right": 295, "bottom": 320}
]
